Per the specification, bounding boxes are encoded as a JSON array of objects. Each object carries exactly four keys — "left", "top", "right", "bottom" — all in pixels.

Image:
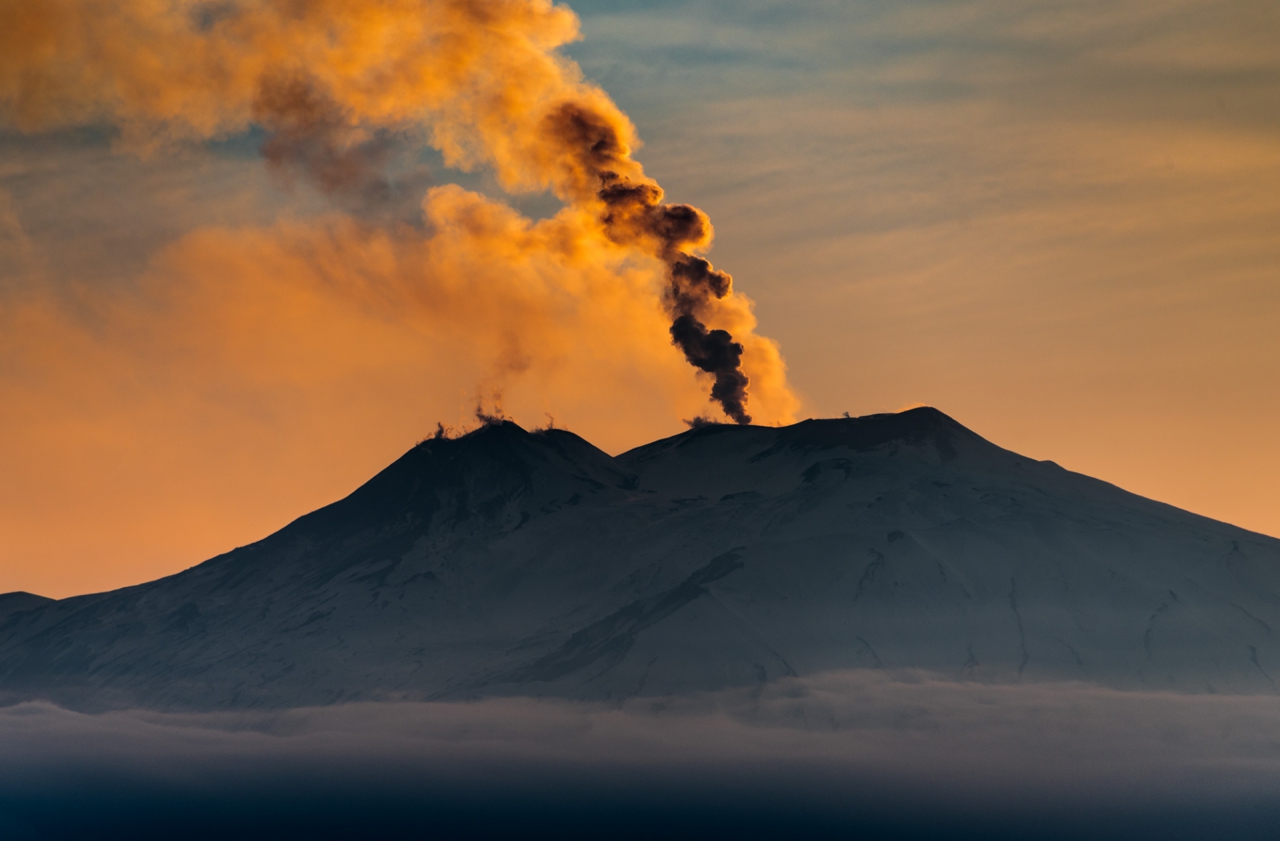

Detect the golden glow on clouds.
[
  {"left": 1, "top": 0, "right": 1277, "bottom": 595},
  {"left": 0, "top": 0, "right": 801, "bottom": 596}
]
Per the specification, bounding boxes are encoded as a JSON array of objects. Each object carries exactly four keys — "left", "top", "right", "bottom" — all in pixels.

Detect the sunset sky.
[{"left": 1, "top": 0, "right": 1277, "bottom": 599}]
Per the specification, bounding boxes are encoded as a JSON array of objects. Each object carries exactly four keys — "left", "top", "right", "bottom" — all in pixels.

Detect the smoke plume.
[
  {"left": 252, "top": 72, "right": 393, "bottom": 204},
  {"left": 0, "top": 0, "right": 792, "bottom": 424},
  {"left": 540, "top": 102, "right": 755, "bottom": 421}
]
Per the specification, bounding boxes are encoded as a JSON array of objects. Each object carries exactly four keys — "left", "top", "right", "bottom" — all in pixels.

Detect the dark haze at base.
[{"left": 3, "top": 761, "right": 1278, "bottom": 841}]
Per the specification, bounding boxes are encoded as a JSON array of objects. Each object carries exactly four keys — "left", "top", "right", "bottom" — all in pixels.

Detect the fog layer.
[{"left": 3, "top": 672, "right": 1280, "bottom": 839}]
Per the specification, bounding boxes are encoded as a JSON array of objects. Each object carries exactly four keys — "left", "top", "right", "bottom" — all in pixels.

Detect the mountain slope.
[{"left": 2, "top": 408, "right": 1278, "bottom": 710}]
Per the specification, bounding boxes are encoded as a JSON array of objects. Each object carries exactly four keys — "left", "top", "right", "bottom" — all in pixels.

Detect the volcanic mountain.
[{"left": 1, "top": 408, "right": 1278, "bottom": 711}]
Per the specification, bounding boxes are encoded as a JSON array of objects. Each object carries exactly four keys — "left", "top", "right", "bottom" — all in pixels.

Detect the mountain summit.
[{"left": 2, "top": 408, "right": 1278, "bottom": 710}]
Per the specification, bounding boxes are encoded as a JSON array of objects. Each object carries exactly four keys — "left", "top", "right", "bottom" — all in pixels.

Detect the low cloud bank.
[{"left": 3, "top": 671, "right": 1280, "bottom": 839}]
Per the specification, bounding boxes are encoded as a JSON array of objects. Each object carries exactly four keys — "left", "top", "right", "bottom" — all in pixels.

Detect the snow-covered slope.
[{"left": 2, "top": 408, "right": 1278, "bottom": 710}]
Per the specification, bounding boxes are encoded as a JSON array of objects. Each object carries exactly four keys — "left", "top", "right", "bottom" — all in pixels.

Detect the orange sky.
[{"left": 1, "top": 0, "right": 1278, "bottom": 598}]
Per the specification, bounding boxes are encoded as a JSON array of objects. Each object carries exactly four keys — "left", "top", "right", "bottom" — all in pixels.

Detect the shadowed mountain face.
[{"left": 2, "top": 409, "right": 1279, "bottom": 711}]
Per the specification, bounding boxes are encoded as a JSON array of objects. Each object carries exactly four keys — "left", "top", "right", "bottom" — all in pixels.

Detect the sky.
[{"left": 1, "top": 0, "right": 1277, "bottom": 598}]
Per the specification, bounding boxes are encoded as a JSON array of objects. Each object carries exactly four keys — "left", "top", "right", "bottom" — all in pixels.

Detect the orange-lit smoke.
[{"left": 0, "top": 0, "right": 796, "bottom": 423}]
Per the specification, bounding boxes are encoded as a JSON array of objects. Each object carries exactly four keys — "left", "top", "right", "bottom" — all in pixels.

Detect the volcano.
[{"left": 1, "top": 408, "right": 1278, "bottom": 711}]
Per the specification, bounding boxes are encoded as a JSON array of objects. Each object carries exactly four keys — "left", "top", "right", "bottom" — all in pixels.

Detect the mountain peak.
[
  {"left": 285, "top": 418, "right": 630, "bottom": 544},
  {"left": 775, "top": 406, "right": 983, "bottom": 460},
  {"left": 619, "top": 405, "right": 990, "bottom": 469},
  {"left": 450, "top": 417, "right": 527, "bottom": 440},
  {"left": 0, "top": 592, "right": 55, "bottom": 620},
  {"left": 413, "top": 417, "right": 533, "bottom": 454}
]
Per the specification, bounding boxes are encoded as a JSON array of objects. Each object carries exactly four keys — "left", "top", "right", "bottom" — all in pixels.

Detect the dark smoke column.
[
  {"left": 548, "top": 104, "right": 753, "bottom": 425},
  {"left": 665, "top": 255, "right": 750, "bottom": 425}
]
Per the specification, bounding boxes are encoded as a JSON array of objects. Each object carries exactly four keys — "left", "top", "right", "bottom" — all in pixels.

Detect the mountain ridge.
[{"left": 2, "top": 407, "right": 1278, "bottom": 711}]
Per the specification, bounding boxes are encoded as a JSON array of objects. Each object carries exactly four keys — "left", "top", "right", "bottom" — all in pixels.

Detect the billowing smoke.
[
  {"left": 252, "top": 73, "right": 393, "bottom": 204},
  {"left": 0, "top": 0, "right": 786, "bottom": 424},
  {"left": 545, "top": 102, "right": 753, "bottom": 422}
]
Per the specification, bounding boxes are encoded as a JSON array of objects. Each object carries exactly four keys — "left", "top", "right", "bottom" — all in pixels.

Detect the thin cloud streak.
[{"left": 575, "top": 0, "right": 1280, "bottom": 539}]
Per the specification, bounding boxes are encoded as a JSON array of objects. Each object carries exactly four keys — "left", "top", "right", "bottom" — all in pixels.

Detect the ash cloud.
[
  {"left": 0, "top": 0, "right": 791, "bottom": 424},
  {"left": 252, "top": 73, "right": 394, "bottom": 206}
]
